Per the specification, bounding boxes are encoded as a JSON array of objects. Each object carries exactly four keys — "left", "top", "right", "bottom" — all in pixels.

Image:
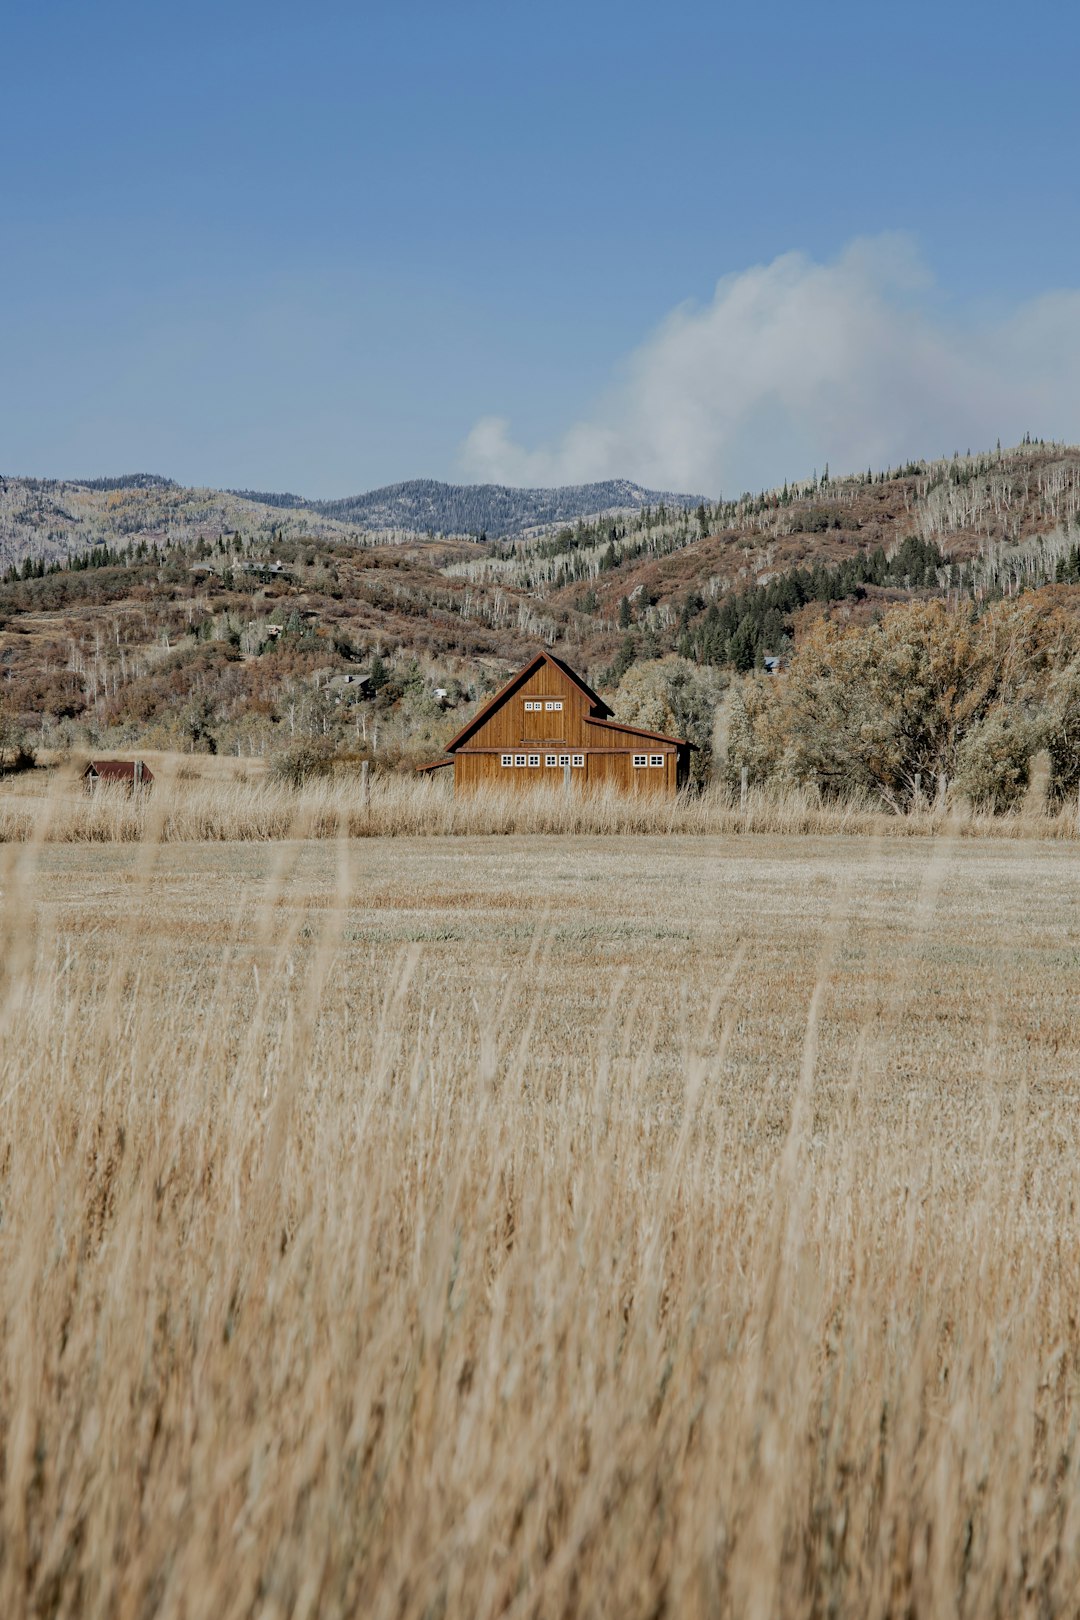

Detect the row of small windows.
[
  {"left": 502, "top": 754, "right": 584, "bottom": 768},
  {"left": 523, "top": 700, "right": 564, "bottom": 712},
  {"left": 500, "top": 753, "right": 667, "bottom": 769}
]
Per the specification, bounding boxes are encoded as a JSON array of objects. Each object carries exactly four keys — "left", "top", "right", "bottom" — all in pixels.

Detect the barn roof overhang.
[
  {"left": 415, "top": 757, "right": 454, "bottom": 772},
  {"left": 439, "top": 651, "right": 614, "bottom": 754},
  {"left": 586, "top": 718, "right": 693, "bottom": 749}
]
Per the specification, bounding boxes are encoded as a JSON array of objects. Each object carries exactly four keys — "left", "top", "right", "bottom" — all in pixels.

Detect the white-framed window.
[
  {"left": 524, "top": 699, "right": 541, "bottom": 712},
  {"left": 514, "top": 754, "right": 527, "bottom": 767},
  {"left": 545, "top": 755, "right": 558, "bottom": 767},
  {"left": 572, "top": 754, "right": 585, "bottom": 768},
  {"left": 527, "top": 754, "right": 540, "bottom": 767},
  {"left": 650, "top": 755, "right": 664, "bottom": 768},
  {"left": 633, "top": 755, "right": 648, "bottom": 768},
  {"left": 501, "top": 754, "right": 513, "bottom": 767},
  {"left": 545, "top": 700, "right": 563, "bottom": 712},
  {"left": 558, "top": 754, "right": 570, "bottom": 767}
]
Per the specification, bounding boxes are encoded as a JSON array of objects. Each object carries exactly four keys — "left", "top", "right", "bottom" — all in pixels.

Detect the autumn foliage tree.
[
  {"left": 727, "top": 599, "right": 1080, "bottom": 811},
  {"left": 612, "top": 657, "right": 727, "bottom": 787}
]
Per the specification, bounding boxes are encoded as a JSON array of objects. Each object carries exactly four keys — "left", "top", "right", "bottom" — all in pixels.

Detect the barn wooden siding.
[{"left": 420, "top": 653, "right": 689, "bottom": 797}]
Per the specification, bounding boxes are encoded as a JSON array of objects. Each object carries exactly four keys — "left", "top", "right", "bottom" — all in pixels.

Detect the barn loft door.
[
  {"left": 520, "top": 700, "right": 542, "bottom": 741},
  {"left": 521, "top": 699, "right": 565, "bottom": 741},
  {"left": 521, "top": 698, "right": 567, "bottom": 740},
  {"left": 538, "top": 701, "right": 560, "bottom": 740}
]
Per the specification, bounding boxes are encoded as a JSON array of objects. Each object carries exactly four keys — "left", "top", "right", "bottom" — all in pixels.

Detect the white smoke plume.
[{"left": 460, "top": 235, "right": 1080, "bottom": 495}]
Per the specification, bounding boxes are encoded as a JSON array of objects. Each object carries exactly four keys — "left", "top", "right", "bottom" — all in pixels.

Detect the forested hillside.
[
  {"left": 0, "top": 476, "right": 358, "bottom": 572},
  {"left": 3, "top": 440, "right": 1080, "bottom": 781},
  {"left": 0, "top": 473, "right": 702, "bottom": 572}
]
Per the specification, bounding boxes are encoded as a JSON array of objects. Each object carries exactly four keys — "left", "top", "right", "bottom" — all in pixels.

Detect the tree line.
[{"left": 727, "top": 597, "right": 1080, "bottom": 812}]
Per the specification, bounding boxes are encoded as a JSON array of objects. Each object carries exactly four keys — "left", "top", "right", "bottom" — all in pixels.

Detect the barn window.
[
  {"left": 545, "top": 755, "right": 558, "bottom": 767},
  {"left": 501, "top": 754, "right": 513, "bottom": 767},
  {"left": 514, "top": 754, "right": 527, "bottom": 767},
  {"left": 650, "top": 755, "right": 664, "bottom": 768},
  {"left": 524, "top": 700, "right": 541, "bottom": 712},
  {"left": 633, "top": 755, "right": 647, "bottom": 768},
  {"left": 528, "top": 754, "right": 540, "bottom": 767},
  {"left": 558, "top": 754, "right": 570, "bottom": 767},
  {"left": 572, "top": 754, "right": 585, "bottom": 768},
  {"left": 545, "top": 700, "right": 563, "bottom": 711}
]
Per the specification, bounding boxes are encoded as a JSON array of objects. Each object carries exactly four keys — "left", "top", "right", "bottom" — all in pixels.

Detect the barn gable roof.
[{"left": 440, "top": 651, "right": 614, "bottom": 754}]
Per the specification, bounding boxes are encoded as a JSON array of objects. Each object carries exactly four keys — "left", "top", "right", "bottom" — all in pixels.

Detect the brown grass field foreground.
[
  {"left": 3, "top": 758, "right": 1080, "bottom": 842},
  {"left": 3, "top": 830, "right": 1080, "bottom": 1617}
]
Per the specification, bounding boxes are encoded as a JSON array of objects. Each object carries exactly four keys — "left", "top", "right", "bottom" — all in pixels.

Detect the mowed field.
[{"left": 3, "top": 830, "right": 1080, "bottom": 1618}]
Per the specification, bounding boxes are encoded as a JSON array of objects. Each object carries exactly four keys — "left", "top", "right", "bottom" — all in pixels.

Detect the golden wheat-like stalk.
[
  {"left": 2, "top": 766, "right": 1079, "bottom": 843},
  {"left": 1, "top": 815, "right": 1079, "bottom": 1616}
]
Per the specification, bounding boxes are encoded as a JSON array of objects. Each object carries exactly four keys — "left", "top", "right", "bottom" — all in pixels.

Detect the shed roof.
[
  {"left": 83, "top": 760, "right": 155, "bottom": 782},
  {"left": 588, "top": 718, "right": 691, "bottom": 748}
]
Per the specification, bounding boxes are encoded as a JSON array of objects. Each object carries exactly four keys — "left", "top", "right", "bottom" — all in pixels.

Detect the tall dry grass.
[
  {"left": 3, "top": 764, "right": 1080, "bottom": 842},
  {"left": 2, "top": 825, "right": 1080, "bottom": 1617}
]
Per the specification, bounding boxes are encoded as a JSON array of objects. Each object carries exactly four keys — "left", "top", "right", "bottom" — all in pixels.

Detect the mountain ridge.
[
  {"left": 235, "top": 476, "right": 708, "bottom": 536},
  {"left": 0, "top": 473, "right": 706, "bottom": 569}
]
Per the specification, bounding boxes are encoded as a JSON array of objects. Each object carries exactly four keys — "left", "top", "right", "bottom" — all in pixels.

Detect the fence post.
[
  {"left": 740, "top": 765, "right": 748, "bottom": 812},
  {"left": 913, "top": 772, "right": 921, "bottom": 812},
  {"left": 563, "top": 759, "right": 572, "bottom": 794},
  {"left": 936, "top": 772, "right": 947, "bottom": 811},
  {"left": 361, "top": 759, "right": 370, "bottom": 807}
]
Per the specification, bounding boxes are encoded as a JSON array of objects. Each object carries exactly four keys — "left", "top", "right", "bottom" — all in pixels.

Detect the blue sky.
[{"left": 3, "top": 0, "right": 1080, "bottom": 496}]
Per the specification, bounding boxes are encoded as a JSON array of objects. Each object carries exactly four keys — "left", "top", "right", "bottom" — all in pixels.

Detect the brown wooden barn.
[
  {"left": 82, "top": 759, "right": 154, "bottom": 793},
  {"left": 418, "top": 652, "right": 690, "bottom": 795}
]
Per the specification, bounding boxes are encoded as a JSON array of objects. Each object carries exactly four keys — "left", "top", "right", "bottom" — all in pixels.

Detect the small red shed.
[{"left": 82, "top": 759, "right": 154, "bottom": 793}]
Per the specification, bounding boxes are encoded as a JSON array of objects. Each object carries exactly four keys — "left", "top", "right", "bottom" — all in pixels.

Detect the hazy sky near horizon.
[{"left": 4, "top": 0, "right": 1080, "bottom": 498}]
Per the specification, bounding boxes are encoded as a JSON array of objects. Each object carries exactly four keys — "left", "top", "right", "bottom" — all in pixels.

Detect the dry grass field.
[
  {"left": 3, "top": 821, "right": 1080, "bottom": 1617},
  {"left": 4, "top": 756, "right": 1080, "bottom": 843}
]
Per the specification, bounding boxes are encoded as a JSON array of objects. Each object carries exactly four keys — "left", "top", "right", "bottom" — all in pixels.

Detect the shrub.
[
  {"left": 0, "top": 714, "right": 36, "bottom": 775},
  {"left": 954, "top": 710, "right": 1037, "bottom": 813},
  {"left": 0, "top": 738, "right": 36, "bottom": 775},
  {"left": 269, "top": 738, "right": 336, "bottom": 788}
]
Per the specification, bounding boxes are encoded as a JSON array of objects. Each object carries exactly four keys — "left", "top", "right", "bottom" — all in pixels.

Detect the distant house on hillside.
[
  {"left": 326, "top": 671, "right": 375, "bottom": 703},
  {"left": 417, "top": 651, "right": 691, "bottom": 796},
  {"left": 243, "top": 558, "right": 292, "bottom": 581},
  {"left": 82, "top": 760, "right": 154, "bottom": 794}
]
